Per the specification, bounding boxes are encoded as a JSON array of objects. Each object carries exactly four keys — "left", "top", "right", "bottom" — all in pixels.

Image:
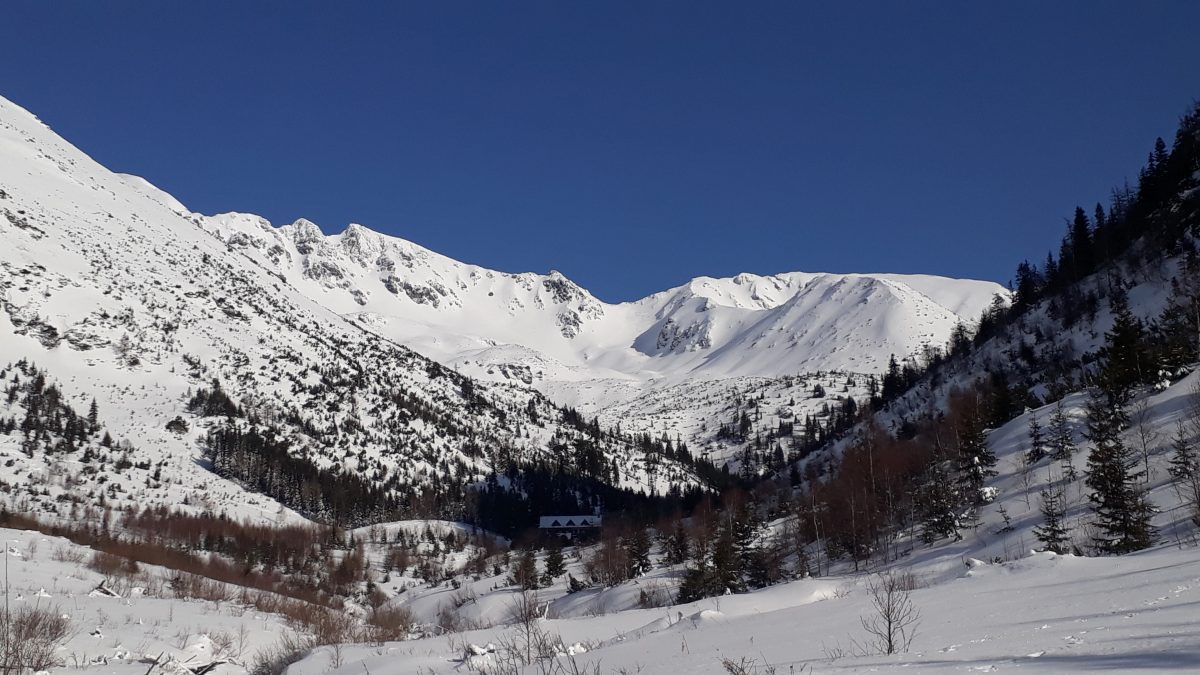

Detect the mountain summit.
[{"left": 194, "top": 211, "right": 1006, "bottom": 402}]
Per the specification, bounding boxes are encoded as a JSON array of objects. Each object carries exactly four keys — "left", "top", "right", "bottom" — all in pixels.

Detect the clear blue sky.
[{"left": 3, "top": 2, "right": 1198, "bottom": 301}]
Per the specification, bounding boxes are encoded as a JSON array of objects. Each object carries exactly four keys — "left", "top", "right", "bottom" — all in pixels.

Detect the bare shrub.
[
  {"left": 450, "top": 584, "right": 477, "bottom": 609},
  {"left": 486, "top": 591, "right": 563, "bottom": 670},
  {"left": 437, "top": 601, "right": 484, "bottom": 634},
  {"left": 888, "top": 569, "right": 922, "bottom": 592},
  {"left": 287, "top": 604, "right": 356, "bottom": 646},
  {"left": 88, "top": 550, "right": 137, "bottom": 577},
  {"left": 636, "top": 582, "right": 673, "bottom": 609},
  {"left": 719, "top": 656, "right": 790, "bottom": 674},
  {"left": 169, "top": 572, "right": 232, "bottom": 602},
  {"left": 250, "top": 631, "right": 315, "bottom": 675},
  {"left": 859, "top": 572, "right": 921, "bottom": 655},
  {"left": 51, "top": 544, "right": 86, "bottom": 565},
  {"left": 0, "top": 604, "right": 74, "bottom": 673},
  {"left": 507, "top": 590, "right": 543, "bottom": 627},
  {"left": 365, "top": 605, "right": 415, "bottom": 642}
]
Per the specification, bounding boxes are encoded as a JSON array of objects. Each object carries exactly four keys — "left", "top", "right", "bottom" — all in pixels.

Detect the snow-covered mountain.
[
  {"left": 194, "top": 208, "right": 1006, "bottom": 412},
  {"left": 0, "top": 94, "right": 705, "bottom": 528},
  {"left": 0, "top": 87, "right": 1008, "bottom": 514}
]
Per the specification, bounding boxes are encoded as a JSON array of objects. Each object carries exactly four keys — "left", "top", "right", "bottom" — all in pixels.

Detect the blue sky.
[{"left": 3, "top": 2, "right": 1198, "bottom": 302}]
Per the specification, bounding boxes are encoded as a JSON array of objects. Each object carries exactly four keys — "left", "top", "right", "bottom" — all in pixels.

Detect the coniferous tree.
[
  {"left": 1168, "top": 420, "right": 1198, "bottom": 482},
  {"left": 676, "top": 514, "right": 743, "bottom": 602},
  {"left": 1093, "top": 203, "right": 1109, "bottom": 262},
  {"left": 956, "top": 407, "right": 997, "bottom": 503},
  {"left": 730, "top": 499, "right": 763, "bottom": 578},
  {"left": 87, "top": 397, "right": 99, "bottom": 433},
  {"left": 710, "top": 519, "right": 743, "bottom": 594},
  {"left": 1013, "top": 260, "right": 1043, "bottom": 311},
  {"left": 624, "top": 527, "right": 652, "bottom": 578},
  {"left": 1154, "top": 262, "right": 1200, "bottom": 371},
  {"left": 510, "top": 549, "right": 539, "bottom": 590},
  {"left": 1168, "top": 420, "right": 1200, "bottom": 526},
  {"left": 1063, "top": 206, "right": 1093, "bottom": 281},
  {"left": 745, "top": 534, "right": 785, "bottom": 589},
  {"left": 1084, "top": 389, "right": 1156, "bottom": 554},
  {"left": 1026, "top": 415, "right": 1047, "bottom": 464},
  {"left": 1033, "top": 488, "right": 1070, "bottom": 554},
  {"left": 542, "top": 544, "right": 566, "bottom": 584},
  {"left": 916, "top": 461, "right": 960, "bottom": 544},
  {"left": 1098, "top": 284, "right": 1150, "bottom": 403},
  {"left": 662, "top": 519, "right": 689, "bottom": 566},
  {"left": 881, "top": 354, "right": 904, "bottom": 401},
  {"left": 1048, "top": 401, "right": 1077, "bottom": 482}
]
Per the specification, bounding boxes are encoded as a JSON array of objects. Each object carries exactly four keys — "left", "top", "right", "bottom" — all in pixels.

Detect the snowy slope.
[
  {"left": 0, "top": 94, "right": 701, "bottom": 524},
  {"left": 7, "top": 374, "right": 1197, "bottom": 675},
  {"left": 283, "top": 373, "right": 1200, "bottom": 674},
  {"left": 194, "top": 212, "right": 1005, "bottom": 400},
  {"left": 192, "top": 201, "right": 1005, "bottom": 463}
]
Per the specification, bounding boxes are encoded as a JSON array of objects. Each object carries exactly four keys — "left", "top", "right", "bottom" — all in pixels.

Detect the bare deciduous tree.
[{"left": 859, "top": 572, "right": 920, "bottom": 655}]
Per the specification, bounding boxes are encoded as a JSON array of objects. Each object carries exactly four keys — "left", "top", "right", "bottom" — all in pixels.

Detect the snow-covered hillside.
[
  {"left": 0, "top": 93, "right": 704, "bottom": 527},
  {"left": 193, "top": 211, "right": 1005, "bottom": 421},
  {"left": 0, "top": 85, "right": 1008, "bottom": 493},
  {"left": 185, "top": 187, "right": 1003, "bottom": 465},
  {"left": 275, "top": 372, "right": 1200, "bottom": 674},
  {"left": 198, "top": 210, "right": 1002, "bottom": 387}
]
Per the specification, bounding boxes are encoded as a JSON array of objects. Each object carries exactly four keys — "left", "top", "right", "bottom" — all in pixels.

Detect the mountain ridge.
[
  {"left": 189, "top": 207, "right": 1008, "bottom": 397},
  {"left": 0, "top": 93, "right": 708, "bottom": 532}
]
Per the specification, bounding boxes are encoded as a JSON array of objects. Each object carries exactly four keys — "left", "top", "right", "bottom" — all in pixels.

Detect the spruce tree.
[
  {"left": 661, "top": 520, "right": 689, "bottom": 565},
  {"left": 956, "top": 408, "right": 997, "bottom": 503},
  {"left": 1026, "top": 415, "right": 1047, "bottom": 464},
  {"left": 87, "top": 397, "right": 99, "bottom": 433},
  {"left": 1168, "top": 420, "right": 1200, "bottom": 526},
  {"left": 882, "top": 354, "right": 903, "bottom": 401},
  {"left": 1070, "top": 207, "right": 1092, "bottom": 274},
  {"left": 1098, "top": 285, "right": 1149, "bottom": 403},
  {"left": 949, "top": 321, "right": 973, "bottom": 356},
  {"left": 1048, "top": 401, "right": 1077, "bottom": 482},
  {"left": 1168, "top": 420, "right": 1197, "bottom": 482},
  {"left": 509, "top": 549, "right": 539, "bottom": 590},
  {"left": 710, "top": 520, "right": 743, "bottom": 594},
  {"left": 624, "top": 527, "right": 652, "bottom": 578},
  {"left": 730, "top": 501, "right": 764, "bottom": 577},
  {"left": 1033, "top": 488, "right": 1070, "bottom": 554},
  {"left": 542, "top": 544, "right": 566, "bottom": 584},
  {"left": 1084, "top": 389, "right": 1156, "bottom": 554},
  {"left": 677, "top": 516, "right": 744, "bottom": 602},
  {"left": 916, "top": 461, "right": 960, "bottom": 544}
]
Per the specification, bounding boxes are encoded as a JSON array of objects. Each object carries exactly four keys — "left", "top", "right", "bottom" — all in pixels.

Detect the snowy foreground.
[
  {"left": 8, "top": 523, "right": 1197, "bottom": 675},
  {"left": 290, "top": 370, "right": 1200, "bottom": 673},
  {"left": 7, "top": 372, "right": 1200, "bottom": 674},
  {"left": 287, "top": 547, "right": 1200, "bottom": 674},
  {"left": 0, "top": 526, "right": 294, "bottom": 675}
]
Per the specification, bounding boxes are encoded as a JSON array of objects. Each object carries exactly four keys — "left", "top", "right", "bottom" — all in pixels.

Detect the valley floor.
[{"left": 285, "top": 543, "right": 1200, "bottom": 674}]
